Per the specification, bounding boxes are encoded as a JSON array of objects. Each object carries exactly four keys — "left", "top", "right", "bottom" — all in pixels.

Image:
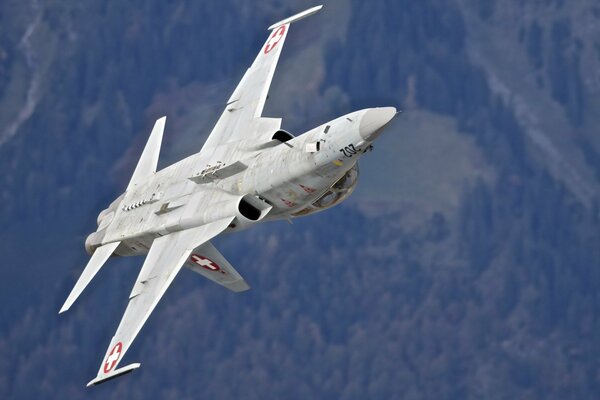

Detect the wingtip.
[
  {"left": 267, "top": 4, "right": 324, "bottom": 30},
  {"left": 86, "top": 363, "right": 141, "bottom": 387}
]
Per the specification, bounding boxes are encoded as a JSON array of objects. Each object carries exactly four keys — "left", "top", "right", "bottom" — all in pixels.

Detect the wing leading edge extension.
[
  {"left": 87, "top": 217, "right": 233, "bottom": 386},
  {"left": 199, "top": 5, "right": 323, "bottom": 154}
]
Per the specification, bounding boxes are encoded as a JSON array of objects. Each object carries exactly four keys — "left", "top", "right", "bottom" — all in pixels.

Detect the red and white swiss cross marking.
[
  {"left": 190, "top": 254, "right": 221, "bottom": 272},
  {"left": 103, "top": 341, "right": 123, "bottom": 374},
  {"left": 264, "top": 25, "right": 286, "bottom": 54}
]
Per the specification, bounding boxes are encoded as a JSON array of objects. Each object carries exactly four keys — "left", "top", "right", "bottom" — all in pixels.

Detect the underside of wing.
[
  {"left": 87, "top": 217, "right": 233, "bottom": 386},
  {"left": 199, "top": 5, "right": 323, "bottom": 156}
]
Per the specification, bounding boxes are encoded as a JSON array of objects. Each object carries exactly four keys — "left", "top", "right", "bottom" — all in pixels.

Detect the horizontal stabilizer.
[
  {"left": 127, "top": 116, "right": 166, "bottom": 191},
  {"left": 59, "top": 241, "right": 120, "bottom": 314},
  {"left": 86, "top": 363, "right": 140, "bottom": 387}
]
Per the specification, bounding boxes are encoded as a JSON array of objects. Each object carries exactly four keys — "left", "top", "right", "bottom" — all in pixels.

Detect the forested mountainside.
[{"left": 1, "top": 0, "right": 600, "bottom": 399}]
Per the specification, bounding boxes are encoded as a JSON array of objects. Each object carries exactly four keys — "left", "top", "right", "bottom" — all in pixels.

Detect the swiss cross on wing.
[
  {"left": 103, "top": 342, "right": 123, "bottom": 374},
  {"left": 264, "top": 25, "right": 286, "bottom": 54}
]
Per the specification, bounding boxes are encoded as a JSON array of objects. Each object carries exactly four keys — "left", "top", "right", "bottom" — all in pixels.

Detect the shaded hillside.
[{"left": 1, "top": 0, "right": 600, "bottom": 399}]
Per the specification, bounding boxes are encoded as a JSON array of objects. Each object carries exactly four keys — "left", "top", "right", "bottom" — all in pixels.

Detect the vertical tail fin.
[{"left": 185, "top": 241, "right": 250, "bottom": 292}]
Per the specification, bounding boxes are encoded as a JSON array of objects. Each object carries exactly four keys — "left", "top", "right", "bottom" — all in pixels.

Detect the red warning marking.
[
  {"left": 190, "top": 254, "right": 221, "bottom": 272},
  {"left": 299, "top": 184, "right": 316, "bottom": 194},
  {"left": 103, "top": 342, "right": 123, "bottom": 374},
  {"left": 264, "top": 25, "right": 286, "bottom": 54},
  {"left": 281, "top": 198, "right": 296, "bottom": 208}
]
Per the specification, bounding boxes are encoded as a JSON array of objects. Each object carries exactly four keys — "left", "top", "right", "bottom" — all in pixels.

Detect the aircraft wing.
[
  {"left": 200, "top": 5, "right": 323, "bottom": 155},
  {"left": 86, "top": 217, "right": 233, "bottom": 386}
]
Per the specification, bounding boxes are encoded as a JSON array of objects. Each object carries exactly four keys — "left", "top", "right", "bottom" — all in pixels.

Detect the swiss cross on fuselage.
[{"left": 264, "top": 25, "right": 286, "bottom": 54}]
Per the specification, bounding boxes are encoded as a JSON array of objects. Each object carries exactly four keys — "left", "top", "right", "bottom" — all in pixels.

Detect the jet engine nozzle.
[
  {"left": 85, "top": 234, "right": 96, "bottom": 255},
  {"left": 85, "top": 231, "right": 106, "bottom": 255},
  {"left": 358, "top": 107, "right": 397, "bottom": 141}
]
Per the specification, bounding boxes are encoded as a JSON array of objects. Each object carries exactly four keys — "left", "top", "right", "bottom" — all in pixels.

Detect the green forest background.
[{"left": 1, "top": 0, "right": 600, "bottom": 398}]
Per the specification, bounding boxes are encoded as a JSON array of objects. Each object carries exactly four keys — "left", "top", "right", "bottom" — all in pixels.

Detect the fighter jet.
[{"left": 60, "top": 5, "right": 397, "bottom": 386}]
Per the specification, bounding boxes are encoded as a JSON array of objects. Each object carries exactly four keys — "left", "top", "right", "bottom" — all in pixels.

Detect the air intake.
[
  {"left": 271, "top": 130, "right": 294, "bottom": 143},
  {"left": 237, "top": 194, "right": 272, "bottom": 221}
]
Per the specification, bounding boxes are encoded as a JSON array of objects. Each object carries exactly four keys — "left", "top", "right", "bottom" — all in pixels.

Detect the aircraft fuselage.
[
  {"left": 63, "top": 6, "right": 400, "bottom": 386},
  {"left": 87, "top": 108, "right": 395, "bottom": 256}
]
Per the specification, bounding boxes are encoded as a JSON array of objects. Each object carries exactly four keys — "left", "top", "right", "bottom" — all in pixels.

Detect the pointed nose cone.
[{"left": 358, "top": 107, "right": 397, "bottom": 141}]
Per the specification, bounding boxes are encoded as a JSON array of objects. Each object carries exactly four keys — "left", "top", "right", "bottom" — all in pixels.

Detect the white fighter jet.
[{"left": 60, "top": 5, "right": 397, "bottom": 386}]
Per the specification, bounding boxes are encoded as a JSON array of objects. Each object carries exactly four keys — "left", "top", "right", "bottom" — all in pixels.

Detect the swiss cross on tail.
[
  {"left": 191, "top": 254, "right": 223, "bottom": 273},
  {"left": 264, "top": 25, "right": 286, "bottom": 54}
]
